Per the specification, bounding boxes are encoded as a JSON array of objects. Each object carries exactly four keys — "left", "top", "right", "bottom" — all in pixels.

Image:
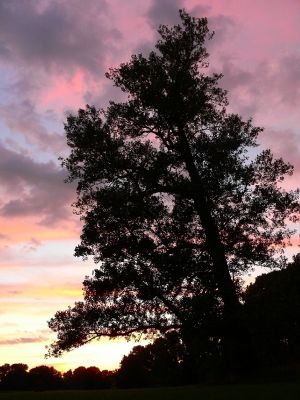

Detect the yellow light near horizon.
[
  {"left": 0, "top": 275, "right": 150, "bottom": 372},
  {"left": 0, "top": 336, "right": 149, "bottom": 372},
  {"left": 49, "top": 339, "right": 150, "bottom": 372}
]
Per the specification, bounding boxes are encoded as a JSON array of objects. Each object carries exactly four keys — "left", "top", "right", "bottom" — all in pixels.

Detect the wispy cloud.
[{"left": 0, "top": 336, "right": 48, "bottom": 345}]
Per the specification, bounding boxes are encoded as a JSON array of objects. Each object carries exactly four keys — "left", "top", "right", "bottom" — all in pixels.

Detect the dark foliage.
[
  {"left": 63, "top": 366, "right": 113, "bottom": 390},
  {"left": 0, "top": 364, "right": 113, "bottom": 391},
  {"left": 46, "top": 9, "right": 299, "bottom": 378},
  {"left": 0, "top": 364, "right": 29, "bottom": 390},
  {"left": 117, "top": 332, "right": 186, "bottom": 388},
  {"left": 116, "top": 330, "right": 222, "bottom": 387},
  {"left": 28, "top": 365, "right": 62, "bottom": 390},
  {"left": 244, "top": 254, "right": 300, "bottom": 370}
]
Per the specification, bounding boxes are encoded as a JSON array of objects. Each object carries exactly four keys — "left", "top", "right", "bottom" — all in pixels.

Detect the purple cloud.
[
  {"left": 0, "top": 144, "right": 74, "bottom": 225},
  {"left": 0, "top": 101, "right": 66, "bottom": 153},
  {"left": 147, "top": 0, "right": 184, "bottom": 27},
  {"left": 0, "top": 0, "right": 121, "bottom": 76}
]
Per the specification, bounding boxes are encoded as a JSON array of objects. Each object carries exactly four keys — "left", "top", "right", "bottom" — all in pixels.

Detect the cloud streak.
[{"left": 0, "top": 336, "right": 47, "bottom": 345}]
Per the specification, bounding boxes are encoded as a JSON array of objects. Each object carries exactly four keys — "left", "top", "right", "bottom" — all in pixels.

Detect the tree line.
[
  {"left": 0, "top": 364, "right": 113, "bottom": 391},
  {"left": 2, "top": 256, "right": 300, "bottom": 390}
]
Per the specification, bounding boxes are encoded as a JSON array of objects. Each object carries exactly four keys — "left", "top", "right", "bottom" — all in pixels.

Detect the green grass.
[{"left": 0, "top": 383, "right": 300, "bottom": 400}]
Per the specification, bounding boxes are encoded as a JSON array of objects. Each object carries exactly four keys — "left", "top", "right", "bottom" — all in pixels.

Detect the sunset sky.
[{"left": 0, "top": 0, "right": 300, "bottom": 372}]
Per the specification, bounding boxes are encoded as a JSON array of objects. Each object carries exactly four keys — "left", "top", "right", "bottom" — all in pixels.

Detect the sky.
[{"left": 0, "top": 0, "right": 300, "bottom": 372}]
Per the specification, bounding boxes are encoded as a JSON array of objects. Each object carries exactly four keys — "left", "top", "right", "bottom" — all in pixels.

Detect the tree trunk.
[{"left": 178, "top": 130, "right": 255, "bottom": 379}]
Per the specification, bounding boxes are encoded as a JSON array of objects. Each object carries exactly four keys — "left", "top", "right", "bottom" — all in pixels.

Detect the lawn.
[{"left": 0, "top": 383, "right": 300, "bottom": 400}]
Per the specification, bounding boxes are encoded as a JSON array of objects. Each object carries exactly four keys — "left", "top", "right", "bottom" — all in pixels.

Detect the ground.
[{"left": 0, "top": 383, "right": 300, "bottom": 400}]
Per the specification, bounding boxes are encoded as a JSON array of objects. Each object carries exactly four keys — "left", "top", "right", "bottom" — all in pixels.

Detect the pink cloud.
[
  {"left": 40, "top": 70, "right": 86, "bottom": 112},
  {"left": 0, "top": 336, "right": 47, "bottom": 345}
]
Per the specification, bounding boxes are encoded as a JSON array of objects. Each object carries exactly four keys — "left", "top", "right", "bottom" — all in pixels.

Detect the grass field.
[{"left": 0, "top": 383, "right": 300, "bottom": 400}]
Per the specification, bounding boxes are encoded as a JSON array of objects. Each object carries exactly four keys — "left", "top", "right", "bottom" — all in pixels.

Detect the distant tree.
[
  {"left": 28, "top": 365, "right": 62, "bottom": 390},
  {"left": 47, "top": 10, "right": 299, "bottom": 376},
  {"left": 0, "top": 364, "right": 11, "bottom": 389},
  {"left": 84, "top": 366, "right": 106, "bottom": 389},
  {"left": 70, "top": 366, "right": 90, "bottom": 390},
  {"left": 117, "top": 332, "right": 187, "bottom": 387},
  {"left": 0, "top": 363, "right": 114, "bottom": 391},
  {"left": 65, "top": 366, "right": 108, "bottom": 390},
  {"left": 62, "top": 369, "right": 73, "bottom": 389},
  {"left": 99, "top": 369, "right": 115, "bottom": 389},
  {"left": 244, "top": 254, "right": 300, "bottom": 367},
  {"left": 0, "top": 364, "right": 29, "bottom": 390},
  {"left": 117, "top": 345, "right": 155, "bottom": 388},
  {"left": 117, "top": 330, "right": 223, "bottom": 387}
]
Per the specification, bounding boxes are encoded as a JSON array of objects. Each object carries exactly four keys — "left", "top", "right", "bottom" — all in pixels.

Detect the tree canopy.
[{"left": 47, "top": 10, "right": 299, "bottom": 372}]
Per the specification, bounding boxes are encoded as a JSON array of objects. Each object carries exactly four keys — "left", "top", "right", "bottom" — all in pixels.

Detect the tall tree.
[{"left": 47, "top": 10, "right": 299, "bottom": 374}]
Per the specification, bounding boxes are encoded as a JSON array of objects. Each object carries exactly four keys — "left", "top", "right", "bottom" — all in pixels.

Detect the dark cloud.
[
  {"left": 0, "top": 144, "right": 74, "bottom": 225},
  {"left": 146, "top": 0, "right": 184, "bottom": 27},
  {"left": 0, "top": 0, "right": 121, "bottom": 76},
  {"left": 0, "top": 0, "right": 126, "bottom": 162},
  {"left": 133, "top": 0, "right": 184, "bottom": 58}
]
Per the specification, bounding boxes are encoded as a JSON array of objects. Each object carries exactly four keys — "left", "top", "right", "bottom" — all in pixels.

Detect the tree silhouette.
[
  {"left": 66, "top": 366, "right": 108, "bottom": 390},
  {"left": 117, "top": 331, "right": 195, "bottom": 387},
  {"left": 244, "top": 254, "right": 300, "bottom": 368},
  {"left": 68, "top": 367, "right": 107, "bottom": 390},
  {"left": 28, "top": 365, "right": 62, "bottom": 390},
  {"left": 0, "top": 364, "right": 114, "bottom": 391},
  {"left": 47, "top": 10, "right": 299, "bottom": 375},
  {"left": 0, "top": 364, "right": 29, "bottom": 390}
]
